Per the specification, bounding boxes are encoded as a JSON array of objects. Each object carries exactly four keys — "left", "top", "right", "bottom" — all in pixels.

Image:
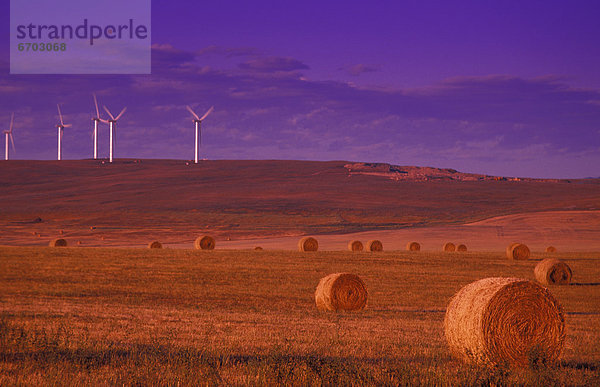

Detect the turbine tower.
[
  {"left": 92, "top": 94, "right": 108, "bottom": 159},
  {"left": 186, "top": 105, "right": 214, "bottom": 163},
  {"left": 56, "top": 104, "right": 72, "bottom": 161},
  {"left": 3, "top": 113, "right": 15, "bottom": 161},
  {"left": 103, "top": 105, "right": 126, "bottom": 163}
]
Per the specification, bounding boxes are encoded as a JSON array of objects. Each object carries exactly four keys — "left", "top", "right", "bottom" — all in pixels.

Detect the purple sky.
[{"left": 1, "top": 1, "right": 600, "bottom": 178}]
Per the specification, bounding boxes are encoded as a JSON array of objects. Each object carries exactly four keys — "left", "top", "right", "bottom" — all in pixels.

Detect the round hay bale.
[
  {"left": 49, "top": 238, "right": 67, "bottom": 247},
  {"left": 148, "top": 241, "right": 163, "bottom": 249},
  {"left": 348, "top": 240, "right": 364, "bottom": 252},
  {"left": 546, "top": 246, "right": 557, "bottom": 253},
  {"left": 444, "top": 277, "right": 565, "bottom": 368},
  {"left": 443, "top": 242, "right": 456, "bottom": 252},
  {"left": 406, "top": 241, "right": 421, "bottom": 251},
  {"left": 366, "top": 240, "right": 383, "bottom": 252},
  {"left": 315, "top": 273, "right": 368, "bottom": 311},
  {"left": 298, "top": 237, "right": 318, "bottom": 252},
  {"left": 506, "top": 243, "right": 530, "bottom": 260},
  {"left": 457, "top": 244, "right": 468, "bottom": 252},
  {"left": 194, "top": 235, "right": 216, "bottom": 250},
  {"left": 254, "top": 246, "right": 263, "bottom": 251},
  {"left": 535, "top": 258, "right": 572, "bottom": 286}
]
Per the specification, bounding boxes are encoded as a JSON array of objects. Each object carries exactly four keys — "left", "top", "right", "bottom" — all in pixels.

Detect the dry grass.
[
  {"left": 148, "top": 241, "right": 162, "bottom": 249},
  {"left": 348, "top": 240, "right": 363, "bottom": 252},
  {"left": 406, "top": 241, "right": 421, "bottom": 251},
  {"left": 445, "top": 277, "right": 565, "bottom": 368},
  {"left": 535, "top": 258, "right": 572, "bottom": 286},
  {"left": 0, "top": 246, "right": 599, "bottom": 385},
  {"left": 443, "top": 242, "right": 456, "bottom": 252},
  {"left": 507, "top": 242, "right": 531, "bottom": 260},
  {"left": 315, "top": 273, "right": 368, "bottom": 311},
  {"left": 366, "top": 240, "right": 383, "bottom": 252},
  {"left": 194, "top": 235, "right": 215, "bottom": 250},
  {"left": 298, "top": 237, "right": 318, "bottom": 252},
  {"left": 49, "top": 238, "right": 67, "bottom": 247}
]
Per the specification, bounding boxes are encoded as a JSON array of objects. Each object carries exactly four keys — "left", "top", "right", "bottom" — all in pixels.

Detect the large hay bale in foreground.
[
  {"left": 194, "top": 235, "right": 216, "bottom": 250},
  {"left": 315, "top": 273, "right": 368, "bottom": 311},
  {"left": 298, "top": 237, "right": 318, "bottom": 252},
  {"left": 535, "top": 258, "right": 572, "bottom": 286},
  {"left": 348, "top": 240, "right": 363, "bottom": 252},
  {"left": 148, "top": 241, "right": 162, "bottom": 249},
  {"left": 506, "top": 242, "right": 530, "bottom": 260},
  {"left": 366, "top": 240, "right": 383, "bottom": 252},
  {"left": 457, "top": 244, "right": 467, "bottom": 252},
  {"left": 444, "top": 277, "right": 565, "bottom": 368},
  {"left": 443, "top": 242, "right": 456, "bottom": 252},
  {"left": 406, "top": 241, "right": 420, "bottom": 251},
  {"left": 546, "top": 246, "right": 557, "bottom": 253},
  {"left": 49, "top": 238, "right": 67, "bottom": 247}
]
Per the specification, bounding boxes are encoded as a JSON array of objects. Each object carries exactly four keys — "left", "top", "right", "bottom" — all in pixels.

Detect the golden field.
[{"left": 1, "top": 246, "right": 599, "bottom": 385}]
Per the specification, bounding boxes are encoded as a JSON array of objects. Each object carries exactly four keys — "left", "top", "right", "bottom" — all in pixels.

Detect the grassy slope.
[
  {"left": 1, "top": 160, "right": 600, "bottom": 244},
  {"left": 1, "top": 246, "right": 598, "bottom": 385}
]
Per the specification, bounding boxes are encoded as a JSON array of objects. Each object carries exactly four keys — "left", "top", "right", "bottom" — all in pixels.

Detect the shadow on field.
[
  {"left": 569, "top": 282, "right": 600, "bottom": 286},
  {"left": 561, "top": 360, "right": 598, "bottom": 371}
]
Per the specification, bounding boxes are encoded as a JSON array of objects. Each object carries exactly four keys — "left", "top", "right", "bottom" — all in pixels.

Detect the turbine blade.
[
  {"left": 103, "top": 106, "right": 115, "bottom": 120},
  {"left": 9, "top": 113, "right": 14, "bottom": 132},
  {"left": 115, "top": 107, "right": 127, "bottom": 121},
  {"left": 199, "top": 106, "right": 214, "bottom": 121},
  {"left": 57, "top": 104, "right": 64, "bottom": 126},
  {"left": 99, "top": 118, "right": 109, "bottom": 124},
  {"left": 93, "top": 93, "right": 100, "bottom": 118},
  {"left": 63, "top": 124, "right": 72, "bottom": 128},
  {"left": 186, "top": 105, "right": 200, "bottom": 120},
  {"left": 9, "top": 133, "right": 15, "bottom": 152}
]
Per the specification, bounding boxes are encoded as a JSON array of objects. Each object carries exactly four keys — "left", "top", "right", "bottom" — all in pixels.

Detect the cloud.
[
  {"left": 151, "top": 44, "right": 196, "bottom": 69},
  {"left": 341, "top": 64, "right": 379, "bottom": 76},
  {"left": 238, "top": 56, "right": 309, "bottom": 73},
  {"left": 1, "top": 46, "right": 599, "bottom": 177},
  {"left": 196, "top": 45, "right": 261, "bottom": 57}
]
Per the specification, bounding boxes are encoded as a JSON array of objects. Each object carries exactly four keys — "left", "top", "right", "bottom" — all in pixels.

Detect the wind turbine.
[
  {"left": 103, "top": 105, "right": 126, "bottom": 163},
  {"left": 92, "top": 94, "right": 108, "bottom": 159},
  {"left": 186, "top": 105, "right": 214, "bottom": 163},
  {"left": 3, "top": 113, "right": 15, "bottom": 160},
  {"left": 56, "top": 104, "right": 71, "bottom": 161}
]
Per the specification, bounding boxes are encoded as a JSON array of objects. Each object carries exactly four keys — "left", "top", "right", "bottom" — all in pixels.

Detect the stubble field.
[{"left": 1, "top": 246, "right": 598, "bottom": 385}]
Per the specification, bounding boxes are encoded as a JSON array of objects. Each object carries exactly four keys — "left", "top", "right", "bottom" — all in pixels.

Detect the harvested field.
[{"left": 0, "top": 246, "right": 598, "bottom": 385}]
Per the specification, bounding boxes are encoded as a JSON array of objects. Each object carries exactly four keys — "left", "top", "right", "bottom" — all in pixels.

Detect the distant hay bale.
[
  {"left": 443, "top": 242, "right": 456, "bottom": 252},
  {"left": 254, "top": 246, "right": 263, "bottom": 251},
  {"left": 315, "top": 273, "right": 368, "bottom": 311},
  {"left": 366, "top": 240, "right": 383, "bottom": 252},
  {"left": 148, "top": 241, "right": 163, "bottom": 249},
  {"left": 406, "top": 241, "right": 420, "bottom": 251},
  {"left": 194, "top": 235, "right": 216, "bottom": 250},
  {"left": 457, "top": 244, "right": 467, "bottom": 252},
  {"left": 444, "top": 277, "right": 565, "bottom": 368},
  {"left": 298, "top": 237, "right": 318, "bottom": 252},
  {"left": 506, "top": 243, "right": 530, "bottom": 260},
  {"left": 546, "top": 246, "right": 557, "bottom": 253},
  {"left": 49, "top": 238, "right": 67, "bottom": 247},
  {"left": 348, "top": 240, "right": 364, "bottom": 252},
  {"left": 535, "top": 258, "right": 572, "bottom": 286}
]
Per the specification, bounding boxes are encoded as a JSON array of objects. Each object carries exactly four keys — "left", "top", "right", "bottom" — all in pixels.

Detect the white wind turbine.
[
  {"left": 92, "top": 94, "right": 108, "bottom": 159},
  {"left": 186, "top": 105, "right": 214, "bottom": 163},
  {"left": 103, "top": 105, "right": 126, "bottom": 163},
  {"left": 3, "top": 113, "right": 15, "bottom": 160},
  {"left": 56, "top": 104, "right": 72, "bottom": 161}
]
